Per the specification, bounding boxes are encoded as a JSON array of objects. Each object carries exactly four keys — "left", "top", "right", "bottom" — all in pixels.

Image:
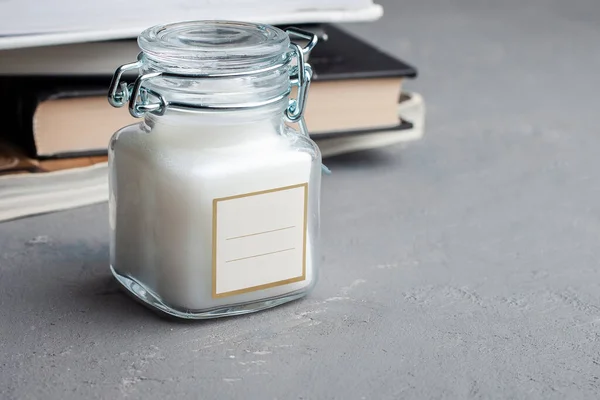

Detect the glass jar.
[{"left": 107, "top": 21, "right": 322, "bottom": 319}]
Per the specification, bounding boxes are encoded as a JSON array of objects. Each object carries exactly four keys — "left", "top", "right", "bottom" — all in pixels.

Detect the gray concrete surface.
[{"left": 2, "top": 0, "right": 600, "bottom": 398}]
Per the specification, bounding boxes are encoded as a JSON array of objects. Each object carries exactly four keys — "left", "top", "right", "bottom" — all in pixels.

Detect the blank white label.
[{"left": 212, "top": 183, "right": 308, "bottom": 298}]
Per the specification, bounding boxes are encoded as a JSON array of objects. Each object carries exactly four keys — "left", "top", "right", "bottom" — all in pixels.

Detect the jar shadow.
[
  {"left": 9, "top": 241, "right": 229, "bottom": 327},
  {"left": 72, "top": 264, "right": 242, "bottom": 325},
  {"left": 52, "top": 251, "right": 278, "bottom": 326}
]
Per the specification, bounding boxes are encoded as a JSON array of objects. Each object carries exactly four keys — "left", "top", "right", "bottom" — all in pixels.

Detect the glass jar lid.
[{"left": 138, "top": 21, "right": 291, "bottom": 75}]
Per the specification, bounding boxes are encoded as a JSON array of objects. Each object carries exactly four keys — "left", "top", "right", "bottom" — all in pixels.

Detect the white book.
[
  {"left": 0, "top": 162, "right": 108, "bottom": 222},
  {"left": 0, "top": 0, "right": 382, "bottom": 49}
]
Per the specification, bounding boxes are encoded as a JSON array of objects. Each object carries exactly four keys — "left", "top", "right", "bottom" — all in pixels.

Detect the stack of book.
[{"left": 0, "top": 0, "right": 424, "bottom": 221}]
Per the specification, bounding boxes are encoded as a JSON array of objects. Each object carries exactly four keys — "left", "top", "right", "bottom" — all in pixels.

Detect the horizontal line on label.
[
  {"left": 225, "top": 247, "right": 296, "bottom": 263},
  {"left": 226, "top": 226, "right": 296, "bottom": 240}
]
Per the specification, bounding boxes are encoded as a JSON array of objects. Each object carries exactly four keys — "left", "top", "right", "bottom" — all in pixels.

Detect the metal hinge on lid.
[{"left": 108, "top": 27, "right": 317, "bottom": 121}]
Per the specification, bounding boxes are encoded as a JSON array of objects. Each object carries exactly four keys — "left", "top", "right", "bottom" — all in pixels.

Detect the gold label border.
[{"left": 212, "top": 183, "right": 308, "bottom": 298}]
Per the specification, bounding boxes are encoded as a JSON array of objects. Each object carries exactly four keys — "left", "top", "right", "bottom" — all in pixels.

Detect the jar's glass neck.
[{"left": 138, "top": 52, "right": 292, "bottom": 111}]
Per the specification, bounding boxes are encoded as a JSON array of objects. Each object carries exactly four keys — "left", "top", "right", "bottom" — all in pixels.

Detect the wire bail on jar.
[{"left": 108, "top": 27, "right": 317, "bottom": 121}]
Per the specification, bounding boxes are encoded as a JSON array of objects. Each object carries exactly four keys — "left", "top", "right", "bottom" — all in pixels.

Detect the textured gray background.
[{"left": 2, "top": 0, "right": 600, "bottom": 398}]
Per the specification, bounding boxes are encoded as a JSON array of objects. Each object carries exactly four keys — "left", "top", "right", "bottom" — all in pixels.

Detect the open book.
[{"left": 0, "top": 0, "right": 382, "bottom": 49}]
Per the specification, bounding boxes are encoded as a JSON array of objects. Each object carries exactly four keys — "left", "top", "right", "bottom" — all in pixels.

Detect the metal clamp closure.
[{"left": 107, "top": 27, "right": 317, "bottom": 120}]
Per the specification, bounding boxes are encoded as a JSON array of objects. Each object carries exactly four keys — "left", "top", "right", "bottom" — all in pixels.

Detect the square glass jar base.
[{"left": 110, "top": 265, "right": 309, "bottom": 319}]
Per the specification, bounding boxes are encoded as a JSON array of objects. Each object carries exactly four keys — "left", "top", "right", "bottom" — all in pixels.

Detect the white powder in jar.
[{"left": 110, "top": 114, "right": 318, "bottom": 312}]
